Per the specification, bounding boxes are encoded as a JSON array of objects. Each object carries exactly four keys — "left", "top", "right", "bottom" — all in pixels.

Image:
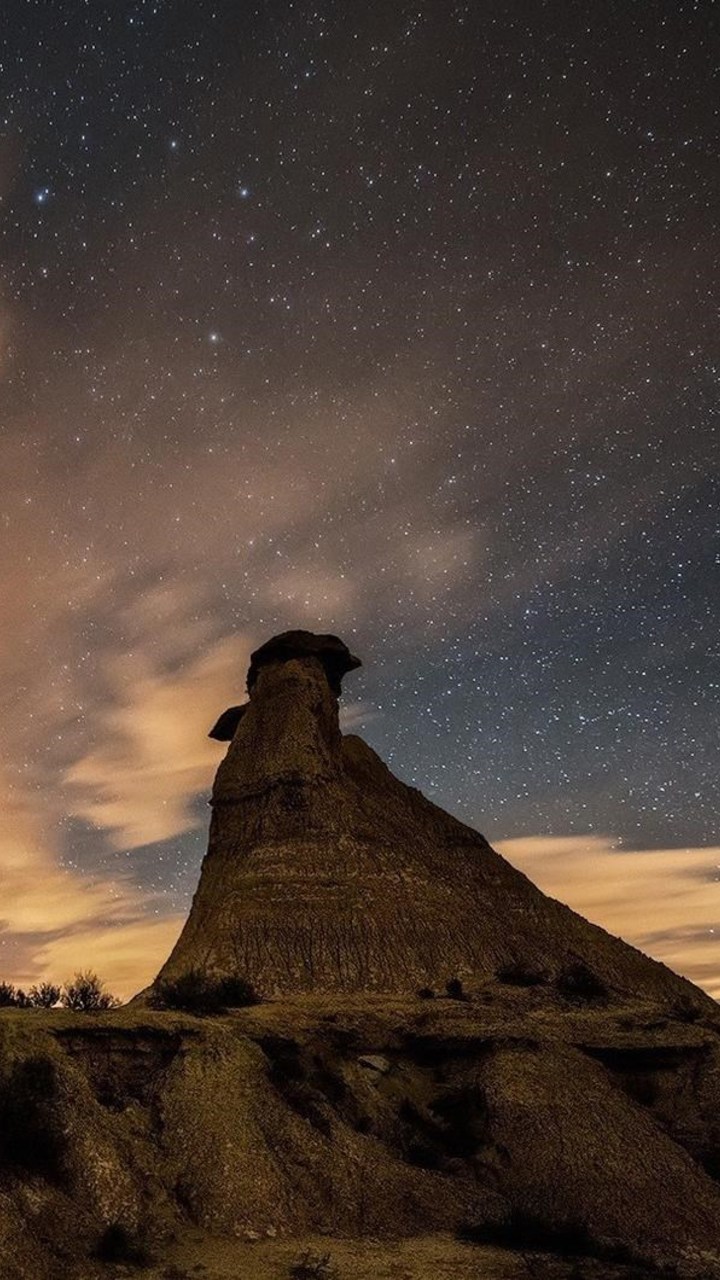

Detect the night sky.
[{"left": 1, "top": 1, "right": 718, "bottom": 999}]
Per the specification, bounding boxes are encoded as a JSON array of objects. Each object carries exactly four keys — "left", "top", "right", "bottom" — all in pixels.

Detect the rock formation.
[
  {"left": 156, "top": 629, "right": 708, "bottom": 1006},
  {"left": 2, "top": 629, "right": 720, "bottom": 1279}
]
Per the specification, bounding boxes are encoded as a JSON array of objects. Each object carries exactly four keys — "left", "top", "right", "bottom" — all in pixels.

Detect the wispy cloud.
[
  {"left": 65, "top": 620, "right": 252, "bottom": 850},
  {"left": 498, "top": 835, "right": 720, "bottom": 998},
  {"left": 0, "top": 761, "right": 185, "bottom": 1000}
]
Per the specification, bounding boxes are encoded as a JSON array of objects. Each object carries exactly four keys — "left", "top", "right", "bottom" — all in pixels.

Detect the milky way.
[{"left": 1, "top": 2, "right": 718, "bottom": 997}]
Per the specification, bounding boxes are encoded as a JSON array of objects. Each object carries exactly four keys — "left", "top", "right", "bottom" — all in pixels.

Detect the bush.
[
  {"left": 29, "top": 982, "right": 61, "bottom": 1008},
  {"left": 0, "top": 982, "right": 18, "bottom": 1007},
  {"left": 417, "top": 986, "right": 435, "bottom": 999},
  {"left": 289, "top": 1250, "right": 339, "bottom": 1279},
  {"left": 445, "top": 977, "right": 468, "bottom": 1001},
  {"left": 495, "top": 960, "right": 548, "bottom": 987},
  {"left": 555, "top": 961, "right": 608, "bottom": 1004},
  {"left": 217, "top": 974, "right": 261, "bottom": 1008},
  {"left": 94, "top": 1223, "right": 153, "bottom": 1266},
  {"left": 61, "top": 972, "right": 119, "bottom": 1012},
  {"left": 152, "top": 968, "right": 260, "bottom": 1015}
]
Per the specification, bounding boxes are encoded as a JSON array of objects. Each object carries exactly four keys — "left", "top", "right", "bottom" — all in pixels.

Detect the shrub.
[
  {"left": 216, "top": 974, "right": 261, "bottom": 1008},
  {"left": 445, "top": 977, "right": 468, "bottom": 1001},
  {"left": 0, "top": 982, "right": 18, "bottom": 1007},
  {"left": 495, "top": 960, "right": 548, "bottom": 987},
  {"left": 94, "top": 1223, "right": 153, "bottom": 1266},
  {"left": 14, "top": 989, "right": 31, "bottom": 1008},
  {"left": 555, "top": 961, "right": 608, "bottom": 1004},
  {"left": 417, "top": 986, "right": 435, "bottom": 999},
  {"left": 61, "top": 971, "right": 119, "bottom": 1012},
  {"left": 29, "top": 982, "right": 61, "bottom": 1008},
  {"left": 152, "top": 968, "right": 260, "bottom": 1015},
  {"left": 289, "top": 1250, "right": 339, "bottom": 1279}
]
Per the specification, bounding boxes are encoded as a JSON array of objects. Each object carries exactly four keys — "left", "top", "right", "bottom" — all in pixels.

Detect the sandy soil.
[{"left": 77, "top": 1232, "right": 569, "bottom": 1280}]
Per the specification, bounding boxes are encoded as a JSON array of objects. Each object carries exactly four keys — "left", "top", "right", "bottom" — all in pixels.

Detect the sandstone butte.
[{"left": 2, "top": 630, "right": 720, "bottom": 1280}]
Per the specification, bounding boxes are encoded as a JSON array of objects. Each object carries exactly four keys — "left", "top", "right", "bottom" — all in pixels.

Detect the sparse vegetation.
[
  {"left": 417, "top": 986, "right": 435, "bottom": 999},
  {"left": 29, "top": 982, "right": 61, "bottom": 1008},
  {"left": 445, "top": 977, "right": 468, "bottom": 1001},
  {"left": 495, "top": 960, "right": 548, "bottom": 987},
  {"left": 151, "top": 968, "right": 261, "bottom": 1015},
  {"left": 94, "top": 1223, "right": 153, "bottom": 1266},
  {"left": 61, "top": 971, "right": 119, "bottom": 1012},
  {"left": 0, "top": 975, "right": 116, "bottom": 1011},
  {"left": 0, "top": 983, "right": 32, "bottom": 1007},
  {"left": 289, "top": 1249, "right": 339, "bottom": 1279},
  {"left": 555, "top": 961, "right": 609, "bottom": 1004}
]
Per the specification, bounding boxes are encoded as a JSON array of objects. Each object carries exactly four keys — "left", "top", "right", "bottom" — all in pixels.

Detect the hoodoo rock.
[
  {"left": 156, "top": 630, "right": 707, "bottom": 1005},
  {"left": 4, "top": 631, "right": 720, "bottom": 1280}
]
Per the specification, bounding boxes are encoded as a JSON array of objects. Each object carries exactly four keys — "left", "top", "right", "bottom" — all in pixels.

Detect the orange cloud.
[
  {"left": 23, "top": 916, "right": 185, "bottom": 1003},
  {"left": 497, "top": 835, "right": 720, "bottom": 999},
  {"left": 65, "top": 626, "right": 252, "bottom": 849},
  {"left": 0, "top": 764, "right": 184, "bottom": 1000}
]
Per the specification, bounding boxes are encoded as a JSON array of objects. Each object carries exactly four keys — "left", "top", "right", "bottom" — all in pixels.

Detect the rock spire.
[{"left": 155, "top": 630, "right": 707, "bottom": 1004}]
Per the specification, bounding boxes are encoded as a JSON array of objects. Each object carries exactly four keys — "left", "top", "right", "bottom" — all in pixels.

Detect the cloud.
[
  {"left": 0, "top": 788, "right": 136, "bottom": 934},
  {"left": 24, "top": 916, "right": 185, "bottom": 1003},
  {"left": 65, "top": 621, "right": 253, "bottom": 850},
  {"left": 0, "top": 762, "right": 185, "bottom": 1000},
  {"left": 497, "top": 834, "right": 720, "bottom": 998}
]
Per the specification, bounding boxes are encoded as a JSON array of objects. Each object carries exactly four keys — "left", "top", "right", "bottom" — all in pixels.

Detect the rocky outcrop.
[
  {"left": 3, "top": 629, "right": 719, "bottom": 1278},
  {"left": 3, "top": 995, "right": 720, "bottom": 1278},
  {"left": 156, "top": 630, "right": 712, "bottom": 1007}
]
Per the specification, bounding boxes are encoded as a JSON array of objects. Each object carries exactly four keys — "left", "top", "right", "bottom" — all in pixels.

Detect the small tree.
[
  {"left": 0, "top": 982, "right": 18, "bottom": 1007},
  {"left": 61, "top": 972, "right": 119, "bottom": 1012},
  {"left": 29, "top": 982, "right": 61, "bottom": 1009}
]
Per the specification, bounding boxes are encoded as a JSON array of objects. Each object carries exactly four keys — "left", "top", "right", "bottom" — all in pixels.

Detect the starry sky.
[{"left": 1, "top": 1, "right": 718, "bottom": 1000}]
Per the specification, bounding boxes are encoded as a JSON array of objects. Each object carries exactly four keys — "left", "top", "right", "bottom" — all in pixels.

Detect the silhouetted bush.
[
  {"left": 0, "top": 982, "right": 18, "bottom": 1007},
  {"left": 555, "top": 961, "right": 608, "bottom": 1004},
  {"left": 217, "top": 973, "right": 261, "bottom": 1007},
  {"left": 495, "top": 960, "right": 548, "bottom": 987},
  {"left": 61, "top": 971, "right": 119, "bottom": 1012},
  {"left": 94, "top": 1223, "right": 153, "bottom": 1266},
  {"left": 289, "top": 1248, "right": 339, "bottom": 1279},
  {"left": 29, "top": 982, "right": 61, "bottom": 1008},
  {"left": 417, "top": 986, "right": 435, "bottom": 999},
  {"left": 445, "top": 977, "right": 468, "bottom": 1001},
  {"left": 152, "top": 968, "right": 260, "bottom": 1015},
  {"left": 14, "top": 989, "right": 31, "bottom": 1008}
]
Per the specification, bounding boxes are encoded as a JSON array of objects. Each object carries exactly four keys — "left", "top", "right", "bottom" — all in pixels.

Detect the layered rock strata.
[{"left": 157, "top": 630, "right": 710, "bottom": 1006}]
